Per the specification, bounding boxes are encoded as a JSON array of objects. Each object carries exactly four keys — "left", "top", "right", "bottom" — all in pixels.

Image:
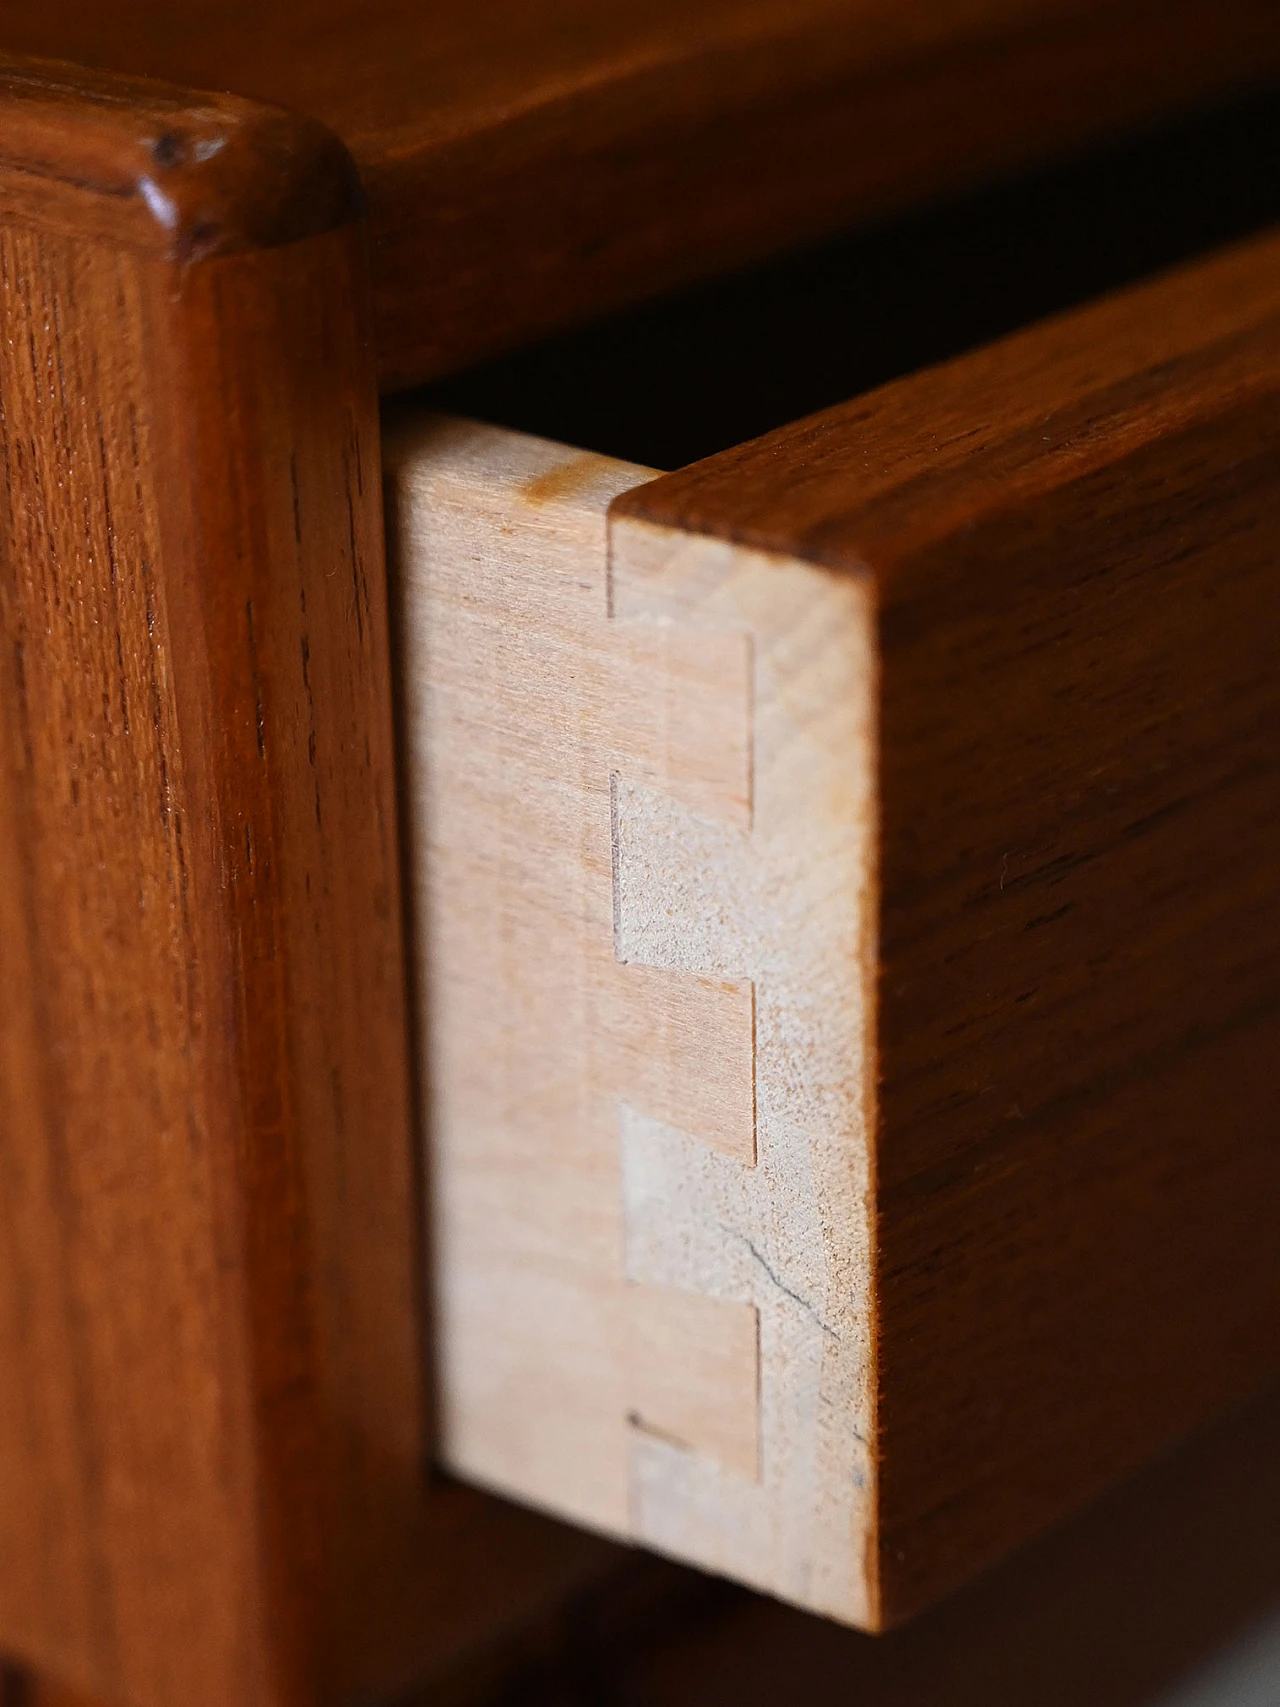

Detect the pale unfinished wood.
[{"left": 386, "top": 414, "right": 877, "bottom": 1624}]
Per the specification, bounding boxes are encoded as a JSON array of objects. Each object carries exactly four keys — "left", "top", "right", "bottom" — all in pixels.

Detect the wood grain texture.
[
  {"left": 0, "top": 52, "right": 361, "bottom": 257},
  {"left": 0, "top": 58, "right": 425, "bottom": 1707},
  {"left": 613, "top": 227, "right": 1280, "bottom": 1623},
  {"left": 385, "top": 415, "right": 876, "bottom": 1622},
  {"left": 2, "top": 2, "right": 1279, "bottom": 386}
]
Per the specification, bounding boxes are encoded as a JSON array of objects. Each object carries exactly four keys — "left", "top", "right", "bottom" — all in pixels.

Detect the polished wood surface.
[
  {"left": 0, "top": 57, "right": 421, "bottom": 1707},
  {"left": 0, "top": 52, "right": 360, "bottom": 256},
  {"left": 2, "top": 2, "right": 1278, "bottom": 386},
  {"left": 614, "top": 228, "right": 1280, "bottom": 1622}
]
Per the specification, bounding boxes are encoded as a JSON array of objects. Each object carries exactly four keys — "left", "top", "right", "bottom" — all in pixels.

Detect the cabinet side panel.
[
  {"left": 0, "top": 222, "right": 280, "bottom": 1707},
  {"left": 0, "top": 65, "right": 421, "bottom": 1707}
]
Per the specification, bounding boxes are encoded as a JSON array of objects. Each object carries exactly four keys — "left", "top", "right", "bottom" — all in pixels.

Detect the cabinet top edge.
[
  {"left": 0, "top": 51, "right": 362, "bottom": 260},
  {"left": 5, "top": 2, "right": 1280, "bottom": 382}
]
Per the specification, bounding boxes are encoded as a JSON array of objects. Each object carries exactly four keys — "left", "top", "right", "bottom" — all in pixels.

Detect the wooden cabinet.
[{"left": 1, "top": 12, "right": 1279, "bottom": 1705}]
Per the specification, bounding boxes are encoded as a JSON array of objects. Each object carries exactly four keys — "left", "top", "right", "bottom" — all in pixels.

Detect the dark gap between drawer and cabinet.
[{"left": 421, "top": 86, "right": 1280, "bottom": 470}]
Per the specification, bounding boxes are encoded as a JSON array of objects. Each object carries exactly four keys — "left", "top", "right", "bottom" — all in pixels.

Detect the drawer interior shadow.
[{"left": 421, "top": 85, "right": 1280, "bottom": 470}]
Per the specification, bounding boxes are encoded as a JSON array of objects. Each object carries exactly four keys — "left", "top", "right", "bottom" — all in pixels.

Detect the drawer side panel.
[{"left": 388, "top": 417, "right": 877, "bottom": 1623}]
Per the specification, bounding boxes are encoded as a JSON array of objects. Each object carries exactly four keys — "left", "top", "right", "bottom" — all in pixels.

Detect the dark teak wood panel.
[
  {"left": 0, "top": 58, "right": 418, "bottom": 1707},
  {"left": 614, "top": 229, "right": 1280, "bottom": 1623},
  {"left": 2, "top": 1, "right": 1279, "bottom": 386}
]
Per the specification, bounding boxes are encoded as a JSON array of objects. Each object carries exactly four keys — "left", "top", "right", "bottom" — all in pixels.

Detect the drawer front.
[{"left": 386, "top": 227, "right": 1280, "bottom": 1629}]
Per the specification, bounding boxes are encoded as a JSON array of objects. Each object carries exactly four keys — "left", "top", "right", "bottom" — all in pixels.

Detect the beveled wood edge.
[
  {"left": 0, "top": 50, "right": 362, "bottom": 259},
  {"left": 607, "top": 226, "right": 1280, "bottom": 575}
]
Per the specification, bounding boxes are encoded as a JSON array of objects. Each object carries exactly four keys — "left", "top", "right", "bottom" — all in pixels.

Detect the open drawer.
[{"left": 385, "top": 226, "right": 1280, "bottom": 1630}]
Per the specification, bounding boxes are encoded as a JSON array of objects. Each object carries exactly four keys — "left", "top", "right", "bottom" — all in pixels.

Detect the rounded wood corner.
[{"left": 0, "top": 50, "right": 363, "bottom": 260}]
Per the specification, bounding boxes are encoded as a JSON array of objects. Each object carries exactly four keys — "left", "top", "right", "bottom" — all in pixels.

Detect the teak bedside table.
[{"left": 2, "top": 8, "right": 1280, "bottom": 1707}]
